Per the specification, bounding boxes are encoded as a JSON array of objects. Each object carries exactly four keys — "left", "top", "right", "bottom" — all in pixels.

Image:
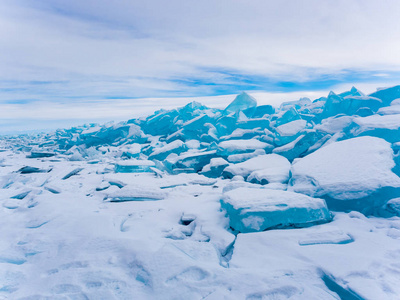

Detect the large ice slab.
[
  {"left": 289, "top": 136, "right": 400, "bottom": 214},
  {"left": 345, "top": 114, "right": 400, "bottom": 143},
  {"left": 221, "top": 187, "right": 331, "bottom": 233}
]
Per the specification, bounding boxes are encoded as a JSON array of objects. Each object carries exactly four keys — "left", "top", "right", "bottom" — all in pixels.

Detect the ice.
[
  {"left": 217, "top": 139, "right": 273, "bottom": 156},
  {"left": 323, "top": 91, "right": 382, "bottom": 118},
  {"left": 18, "top": 166, "right": 50, "bottom": 174},
  {"left": 104, "top": 186, "right": 167, "bottom": 202},
  {"left": 274, "top": 119, "right": 307, "bottom": 146},
  {"left": 27, "top": 151, "right": 56, "bottom": 158},
  {"left": 62, "top": 167, "right": 83, "bottom": 180},
  {"left": 250, "top": 104, "right": 275, "bottom": 118},
  {"left": 236, "top": 118, "right": 270, "bottom": 130},
  {"left": 221, "top": 187, "right": 331, "bottom": 233},
  {"left": 220, "top": 128, "right": 264, "bottom": 141},
  {"left": 224, "top": 92, "right": 257, "bottom": 114},
  {"left": 272, "top": 130, "right": 318, "bottom": 161},
  {"left": 114, "top": 160, "right": 155, "bottom": 173},
  {"left": 274, "top": 107, "right": 301, "bottom": 126},
  {"left": 383, "top": 198, "right": 400, "bottom": 216},
  {"left": 289, "top": 136, "right": 400, "bottom": 214}
]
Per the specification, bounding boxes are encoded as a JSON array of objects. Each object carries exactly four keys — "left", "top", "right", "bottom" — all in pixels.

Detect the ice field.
[{"left": 1, "top": 86, "right": 400, "bottom": 299}]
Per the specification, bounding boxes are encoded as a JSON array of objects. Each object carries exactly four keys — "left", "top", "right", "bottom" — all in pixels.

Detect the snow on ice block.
[
  {"left": 227, "top": 149, "right": 266, "bottom": 163},
  {"left": 273, "top": 131, "right": 318, "bottom": 161},
  {"left": 223, "top": 154, "right": 290, "bottom": 184},
  {"left": 345, "top": 114, "right": 400, "bottom": 143},
  {"left": 217, "top": 139, "right": 272, "bottom": 156},
  {"left": 200, "top": 157, "right": 229, "bottom": 178},
  {"left": 114, "top": 160, "right": 155, "bottom": 173},
  {"left": 104, "top": 186, "right": 167, "bottom": 202},
  {"left": 148, "top": 140, "right": 187, "bottom": 161},
  {"left": 289, "top": 136, "right": 400, "bottom": 214},
  {"left": 275, "top": 119, "right": 307, "bottom": 146},
  {"left": 246, "top": 155, "right": 291, "bottom": 185},
  {"left": 377, "top": 105, "right": 400, "bottom": 115},
  {"left": 276, "top": 119, "right": 307, "bottom": 137},
  {"left": 164, "top": 150, "right": 217, "bottom": 173},
  {"left": 221, "top": 187, "right": 331, "bottom": 233},
  {"left": 224, "top": 92, "right": 257, "bottom": 114}
]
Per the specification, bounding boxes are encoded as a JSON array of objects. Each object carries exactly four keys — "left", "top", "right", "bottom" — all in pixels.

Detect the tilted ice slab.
[
  {"left": 103, "top": 186, "right": 168, "bottom": 202},
  {"left": 114, "top": 160, "right": 155, "bottom": 173},
  {"left": 289, "top": 136, "right": 400, "bottom": 214},
  {"left": 222, "top": 154, "right": 290, "bottom": 182},
  {"left": 217, "top": 139, "right": 272, "bottom": 156},
  {"left": 221, "top": 187, "right": 331, "bottom": 233}
]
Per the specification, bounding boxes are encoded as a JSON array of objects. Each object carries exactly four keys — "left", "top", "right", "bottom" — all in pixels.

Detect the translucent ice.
[{"left": 224, "top": 92, "right": 257, "bottom": 114}]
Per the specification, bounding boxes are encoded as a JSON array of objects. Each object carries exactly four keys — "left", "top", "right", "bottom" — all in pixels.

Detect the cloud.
[{"left": 1, "top": 0, "right": 400, "bottom": 132}]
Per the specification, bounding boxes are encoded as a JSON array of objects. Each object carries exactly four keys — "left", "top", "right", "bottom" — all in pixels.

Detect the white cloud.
[{"left": 1, "top": 0, "right": 400, "bottom": 131}]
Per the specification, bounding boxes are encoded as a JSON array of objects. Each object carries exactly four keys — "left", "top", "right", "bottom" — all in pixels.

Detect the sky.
[{"left": 1, "top": 0, "right": 400, "bottom": 133}]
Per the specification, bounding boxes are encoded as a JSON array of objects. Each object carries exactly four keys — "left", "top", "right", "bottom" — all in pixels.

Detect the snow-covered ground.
[{"left": 1, "top": 86, "right": 400, "bottom": 299}]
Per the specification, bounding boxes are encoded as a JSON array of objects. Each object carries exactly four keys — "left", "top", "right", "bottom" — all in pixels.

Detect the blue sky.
[{"left": 1, "top": 0, "right": 400, "bottom": 133}]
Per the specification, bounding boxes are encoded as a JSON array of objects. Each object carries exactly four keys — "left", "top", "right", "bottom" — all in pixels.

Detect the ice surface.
[
  {"left": 221, "top": 187, "right": 331, "bottom": 232},
  {"left": 289, "top": 136, "right": 400, "bottom": 214}
]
